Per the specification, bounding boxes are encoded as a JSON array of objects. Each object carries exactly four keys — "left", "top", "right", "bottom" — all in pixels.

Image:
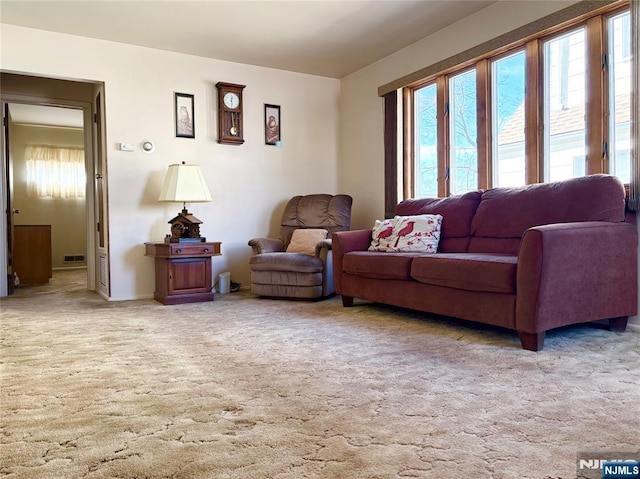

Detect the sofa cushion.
[
  {"left": 343, "top": 252, "right": 417, "bottom": 280},
  {"left": 469, "top": 174, "right": 626, "bottom": 254},
  {"left": 411, "top": 253, "right": 517, "bottom": 294},
  {"left": 395, "top": 191, "right": 482, "bottom": 252}
]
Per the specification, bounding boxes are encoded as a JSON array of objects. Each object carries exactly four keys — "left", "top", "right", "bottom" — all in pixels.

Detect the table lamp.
[{"left": 158, "top": 161, "right": 212, "bottom": 243}]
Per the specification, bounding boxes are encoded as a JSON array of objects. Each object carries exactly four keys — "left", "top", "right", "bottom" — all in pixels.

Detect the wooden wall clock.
[{"left": 215, "top": 82, "right": 245, "bottom": 145}]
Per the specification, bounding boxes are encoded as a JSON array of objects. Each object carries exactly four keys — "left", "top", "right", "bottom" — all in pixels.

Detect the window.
[
  {"left": 449, "top": 69, "right": 478, "bottom": 195},
  {"left": 26, "top": 145, "right": 86, "bottom": 199},
  {"left": 414, "top": 83, "right": 438, "bottom": 198},
  {"left": 543, "top": 27, "right": 587, "bottom": 183},
  {"left": 404, "top": 2, "right": 631, "bottom": 198},
  {"left": 608, "top": 10, "right": 632, "bottom": 184},
  {"left": 492, "top": 50, "right": 526, "bottom": 187}
]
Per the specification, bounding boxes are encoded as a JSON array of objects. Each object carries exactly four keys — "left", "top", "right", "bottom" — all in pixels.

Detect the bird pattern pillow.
[
  {"left": 369, "top": 214, "right": 442, "bottom": 253},
  {"left": 369, "top": 218, "right": 397, "bottom": 251}
]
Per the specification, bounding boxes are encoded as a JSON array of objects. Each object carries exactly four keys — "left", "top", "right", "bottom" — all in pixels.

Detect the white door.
[{"left": 92, "top": 86, "right": 110, "bottom": 299}]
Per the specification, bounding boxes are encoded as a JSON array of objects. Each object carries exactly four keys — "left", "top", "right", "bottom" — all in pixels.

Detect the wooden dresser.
[{"left": 13, "top": 225, "right": 53, "bottom": 285}]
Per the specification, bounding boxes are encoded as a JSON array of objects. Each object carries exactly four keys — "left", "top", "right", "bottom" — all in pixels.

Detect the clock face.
[{"left": 223, "top": 92, "right": 240, "bottom": 109}]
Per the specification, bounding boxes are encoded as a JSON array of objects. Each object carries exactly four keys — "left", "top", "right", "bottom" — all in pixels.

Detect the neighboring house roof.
[{"left": 497, "top": 93, "right": 631, "bottom": 146}]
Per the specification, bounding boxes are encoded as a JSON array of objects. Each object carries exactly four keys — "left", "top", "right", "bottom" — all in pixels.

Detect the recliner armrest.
[
  {"left": 315, "top": 238, "right": 332, "bottom": 257},
  {"left": 248, "top": 237, "right": 285, "bottom": 255}
]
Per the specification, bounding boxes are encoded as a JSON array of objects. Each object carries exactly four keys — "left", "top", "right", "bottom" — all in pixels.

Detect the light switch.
[{"left": 119, "top": 143, "right": 134, "bottom": 151}]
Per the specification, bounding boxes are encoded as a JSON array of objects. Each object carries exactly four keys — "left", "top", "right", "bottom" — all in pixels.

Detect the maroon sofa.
[{"left": 333, "top": 175, "right": 637, "bottom": 351}]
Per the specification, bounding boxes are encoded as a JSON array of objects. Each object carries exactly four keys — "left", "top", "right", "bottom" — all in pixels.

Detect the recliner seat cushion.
[
  {"left": 251, "top": 270, "right": 323, "bottom": 287},
  {"left": 249, "top": 252, "right": 323, "bottom": 273},
  {"left": 411, "top": 253, "right": 517, "bottom": 294}
]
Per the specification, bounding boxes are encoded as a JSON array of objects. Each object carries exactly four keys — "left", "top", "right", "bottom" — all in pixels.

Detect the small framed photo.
[
  {"left": 264, "top": 104, "right": 281, "bottom": 145},
  {"left": 175, "top": 92, "right": 194, "bottom": 138}
]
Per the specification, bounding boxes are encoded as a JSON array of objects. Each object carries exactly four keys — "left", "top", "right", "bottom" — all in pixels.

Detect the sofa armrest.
[
  {"left": 332, "top": 229, "right": 372, "bottom": 253},
  {"left": 516, "top": 221, "right": 638, "bottom": 334},
  {"left": 247, "top": 237, "right": 284, "bottom": 255},
  {"left": 332, "top": 229, "right": 373, "bottom": 294}
]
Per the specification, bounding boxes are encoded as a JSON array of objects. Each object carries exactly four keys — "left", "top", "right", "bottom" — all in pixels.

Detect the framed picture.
[
  {"left": 264, "top": 104, "right": 281, "bottom": 145},
  {"left": 175, "top": 92, "right": 195, "bottom": 138}
]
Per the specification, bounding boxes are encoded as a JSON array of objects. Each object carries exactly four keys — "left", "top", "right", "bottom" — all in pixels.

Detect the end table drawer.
[
  {"left": 171, "top": 243, "right": 220, "bottom": 256},
  {"left": 145, "top": 242, "right": 221, "bottom": 258}
]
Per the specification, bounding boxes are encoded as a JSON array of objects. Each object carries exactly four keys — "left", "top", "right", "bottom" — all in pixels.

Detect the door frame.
[{"left": 0, "top": 92, "right": 104, "bottom": 296}]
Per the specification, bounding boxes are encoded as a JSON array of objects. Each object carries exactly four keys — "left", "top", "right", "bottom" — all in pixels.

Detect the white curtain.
[{"left": 25, "top": 145, "right": 86, "bottom": 199}]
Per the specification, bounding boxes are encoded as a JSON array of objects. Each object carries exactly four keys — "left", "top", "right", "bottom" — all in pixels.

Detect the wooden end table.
[{"left": 144, "top": 241, "right": 221, "bottom": 305}]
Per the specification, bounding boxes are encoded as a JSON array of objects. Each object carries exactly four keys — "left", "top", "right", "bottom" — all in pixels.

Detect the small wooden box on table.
[{"left": 144, "top": 241, "right": 221, "bottom": 305}]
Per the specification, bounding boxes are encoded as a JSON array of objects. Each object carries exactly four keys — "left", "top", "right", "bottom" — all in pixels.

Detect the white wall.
[{"left": 1, "top": 24, "right": 341, "bottom": 300}]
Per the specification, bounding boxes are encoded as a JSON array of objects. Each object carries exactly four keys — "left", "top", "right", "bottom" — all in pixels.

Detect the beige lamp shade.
[{"left": 158, "top": 162, "right": 212, "bottom": 203}]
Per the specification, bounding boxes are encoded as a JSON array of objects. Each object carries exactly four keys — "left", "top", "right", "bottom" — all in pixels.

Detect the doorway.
[
  {"left": 0, "top": 72, "right": 109, "bottom": 299},
  {"left": 8, "top": 103, "right": 88, "bottom": 292}
]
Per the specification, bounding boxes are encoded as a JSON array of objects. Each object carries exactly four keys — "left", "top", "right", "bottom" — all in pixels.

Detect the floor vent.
[{"left": 63, "top": 254, "right": 86, "bottom": 263}]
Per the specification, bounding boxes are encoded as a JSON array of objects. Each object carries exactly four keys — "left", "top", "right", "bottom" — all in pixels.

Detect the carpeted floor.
[{"left": 1, "top": 270, "right": 638, "bottom": 479}]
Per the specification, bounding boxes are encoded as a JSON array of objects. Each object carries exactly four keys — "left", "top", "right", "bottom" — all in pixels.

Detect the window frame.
[{"left": 396, "top": 0, "right": 629, "bottom": 201}]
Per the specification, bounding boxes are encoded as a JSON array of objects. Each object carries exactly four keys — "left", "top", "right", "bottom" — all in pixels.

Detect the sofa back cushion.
[
  {"left": 395, "top": 191, "right": 482, "bottom": 252},
  {"left": 469, "top": 174, "right": 627, "bottom": 254}
]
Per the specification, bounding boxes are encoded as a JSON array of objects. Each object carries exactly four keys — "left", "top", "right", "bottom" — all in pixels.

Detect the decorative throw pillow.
[
  {"left": 368, "top": 218, "right": 397, "bottom": 251},
  {"left": 390, "top": 214, "right": 442, "bottom": 253},
  {"left": 286, "top": 228, "right": 329, "bottom": 255}
]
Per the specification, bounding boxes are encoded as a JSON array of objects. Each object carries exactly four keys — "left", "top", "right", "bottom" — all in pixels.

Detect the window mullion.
[
  {"left": 476, "top": 59, "right": 491, "bottom": 189},
  {"left": 525, "top": 39, "right": 542, "bottom": 184},
  {"left": 402, "top": 87, "right": 413, "bottom": 200},
  {"left": 586, "top": 15, "right": 606, "bottom": 175},
  {"left": 437, "top": 76, "right": 448, "bottom": 197}
]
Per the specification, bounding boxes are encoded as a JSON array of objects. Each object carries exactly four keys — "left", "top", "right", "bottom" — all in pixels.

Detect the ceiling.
[
  {"left": 0, "top": 0, "right": 496, "bottom": 79},
  {"left": 8, "top": 104, "right": 84, "bottom": 129}
]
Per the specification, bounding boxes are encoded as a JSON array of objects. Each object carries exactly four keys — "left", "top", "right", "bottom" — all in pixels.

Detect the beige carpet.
[{"left": 1, "top": 270, "right": 638, "bottom": 479}]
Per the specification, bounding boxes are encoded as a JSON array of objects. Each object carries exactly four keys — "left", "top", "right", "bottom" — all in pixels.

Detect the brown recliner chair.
[{"left": 248, "top": 194, "right": 353, "bottom": 299}]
